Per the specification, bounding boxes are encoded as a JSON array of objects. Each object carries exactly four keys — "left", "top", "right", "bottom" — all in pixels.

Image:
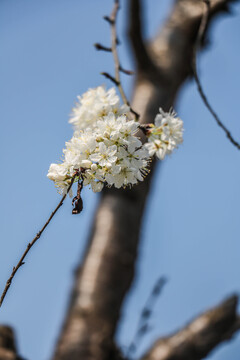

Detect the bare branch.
[
  {"left": 192, "top": 0, "right": 240, "bottom": 150},
  {"left": 94, "top": 43, "right": 112, "bottom": 52},
  {"left": 127, "top": 277, "right": 167, "bottom": 359},
  {"left": 110, "top": 1, "right": 128, "bottom": 104},
  {"left": 149, "top": 0, "right": 238, "bottom": 84},
  {"left": 142, "top": 295, "right": 240, "bottom": 360},
  {"left": 0, "top": 175, "right": 76, "bottom": 308},
  {"left": 107, "top": 0, "right": 140, "bottom": 120}
]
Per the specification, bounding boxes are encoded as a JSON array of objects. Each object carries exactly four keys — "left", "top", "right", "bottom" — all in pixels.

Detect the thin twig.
[
  {"left": 119, "top": 65, "right": 134, "bottom": 76},
  {"left": 0, "top": 175, "right": 76, "bottom": 308},
  {"left": 94, "top": 43, "right": 112, "bottom": 52},
  {"left": 126, "top": 277, "right": 167, "bottom": 359},
  {"left": 101, "top": 72, "right": 120, "bottom": 86},
  {"left": 109, "top": 0, "right": 140, "bottom": 120},
  {"left": 193, "top": 0, "right": 240, "bottom": 150}
]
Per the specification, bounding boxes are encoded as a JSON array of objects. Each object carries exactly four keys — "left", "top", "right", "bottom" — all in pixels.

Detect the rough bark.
[{"left": 52, "top": 1, "right": 239, "bottom": 360}]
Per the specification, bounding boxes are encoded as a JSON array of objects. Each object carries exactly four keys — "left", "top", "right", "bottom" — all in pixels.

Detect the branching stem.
[
  {"left": 193, "top": 0, "right": 240, "bottom": 150},
  {"left": 109, "top": 0, "right": 139, "bottom": 120},
  {"left": 0, "top": 175, "right": 76, "bottom": 308}
]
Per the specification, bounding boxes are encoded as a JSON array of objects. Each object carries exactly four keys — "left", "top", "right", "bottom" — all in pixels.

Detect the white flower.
[
  {"left": 47, "top": 163, "right": 69, "bottom": 181},
  {"left": 48, "top": 112, "right": 150, "bottom": 194},
  {"left": 83, "top": 177, "right": 104, "bottom": 193},
  {"left": 69, "top": 86, "right": 129, "bottom": 131},
  {"left": 145, "top": 140, "right": 167, "bottom": 160},
  {"left": 54, "top": 179, "right": 73, "bottom": 197},
  {"left": 89, "top": 143, "right": 117, "bottom": 168},
  {"left": 145, "top": 108, "right": 183, "bottom": 160},
  {"left": 105, "top": 169, "right": 136, "bottom": 189}
]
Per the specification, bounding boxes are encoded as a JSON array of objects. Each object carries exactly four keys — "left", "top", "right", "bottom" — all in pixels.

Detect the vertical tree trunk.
[{"left": 53, "top": 1, "right": 239, "bottom": 360}]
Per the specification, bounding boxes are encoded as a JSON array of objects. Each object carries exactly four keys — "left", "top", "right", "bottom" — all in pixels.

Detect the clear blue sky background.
[{"left": 0, "top": 1, "right": 240, "bottom": 359}]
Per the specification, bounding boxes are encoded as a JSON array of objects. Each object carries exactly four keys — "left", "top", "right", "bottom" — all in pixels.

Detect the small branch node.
[
  {"left": 103, "top": 15, "right": 114, "bottom": 25},
  {"left": 101, "top": 72, "right": 120, "bottom": 86},
  {"left": 119, "top": 65, "right": 134, "bottom": 75},
  {"left": 94, "top": 43, "right": 112, "bottom": 52}
]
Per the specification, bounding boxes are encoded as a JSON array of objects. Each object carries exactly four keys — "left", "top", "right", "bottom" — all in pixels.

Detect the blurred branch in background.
[
  {"left": 0, "top": 325, "right": 25, "bottom": 360},
  {"left": 127, "top": 277, "right": 167, "bottom": 359},
  {"left": 192, "top": 0, "right": 240, "bottom": 150},
  {"left": 142, "top": 295, "right": 240, "bottom": 360}
]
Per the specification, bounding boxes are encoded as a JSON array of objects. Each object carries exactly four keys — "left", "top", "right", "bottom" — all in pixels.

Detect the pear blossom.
[
  {"left": 89, "top": 143, "right": 117, "bottom": 168},
  {"left": 48, "top": 86, "right": 184, "bottom": 198},
  {"left": 144, "top": 108, "right": 183, "bottom": 160},
  {"left": 144, "top": 139, "right": 167, "bottom": 160},
  {"left": 69, "top": 86, "right": 129, "bottom": 131},
  {"left": 47, "top": 163, "right": 69, "bottom": 181},
  {"left": 48, "top": 112, "right": 150, "bottom": 194}
]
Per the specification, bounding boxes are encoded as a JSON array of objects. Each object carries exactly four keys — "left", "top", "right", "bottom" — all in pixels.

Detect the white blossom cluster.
[
  {"left": 144, "top": 108, "right": 183, "bottom": 160},
  {"left": 47, "top": 86, "right": 183, "bottom": 196},
  {"left": 69, "top": 85, "right": 129, "bottom": 131},
  {"left": 48, "top": 86, "right": 149, "bottom": 195}
]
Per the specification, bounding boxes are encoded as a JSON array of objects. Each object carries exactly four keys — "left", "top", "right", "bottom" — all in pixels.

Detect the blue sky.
[{"left": 0, "top": 1, "right": 240, "bottom": 359}]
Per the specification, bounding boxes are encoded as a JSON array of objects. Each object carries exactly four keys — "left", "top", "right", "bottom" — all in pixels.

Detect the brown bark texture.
[{"left": 1, "top": 1, "right": 239, "bottom": 360}]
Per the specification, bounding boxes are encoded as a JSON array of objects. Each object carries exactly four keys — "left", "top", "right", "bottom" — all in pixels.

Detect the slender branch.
[
  {"left": 193, "top": 0, "right": 240, "bottom": 150},
  {"left": 109, "top": 0, "right": 140, "bottom": 120},
  {"left": 127, "top": 277, "right": 167, "bottom": 359},
  {"left": 110, "top": 0, "right": 127, "bottom": 103},
  {"left": 0, "top": 175, "right": 76, "bottom": 308}
]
